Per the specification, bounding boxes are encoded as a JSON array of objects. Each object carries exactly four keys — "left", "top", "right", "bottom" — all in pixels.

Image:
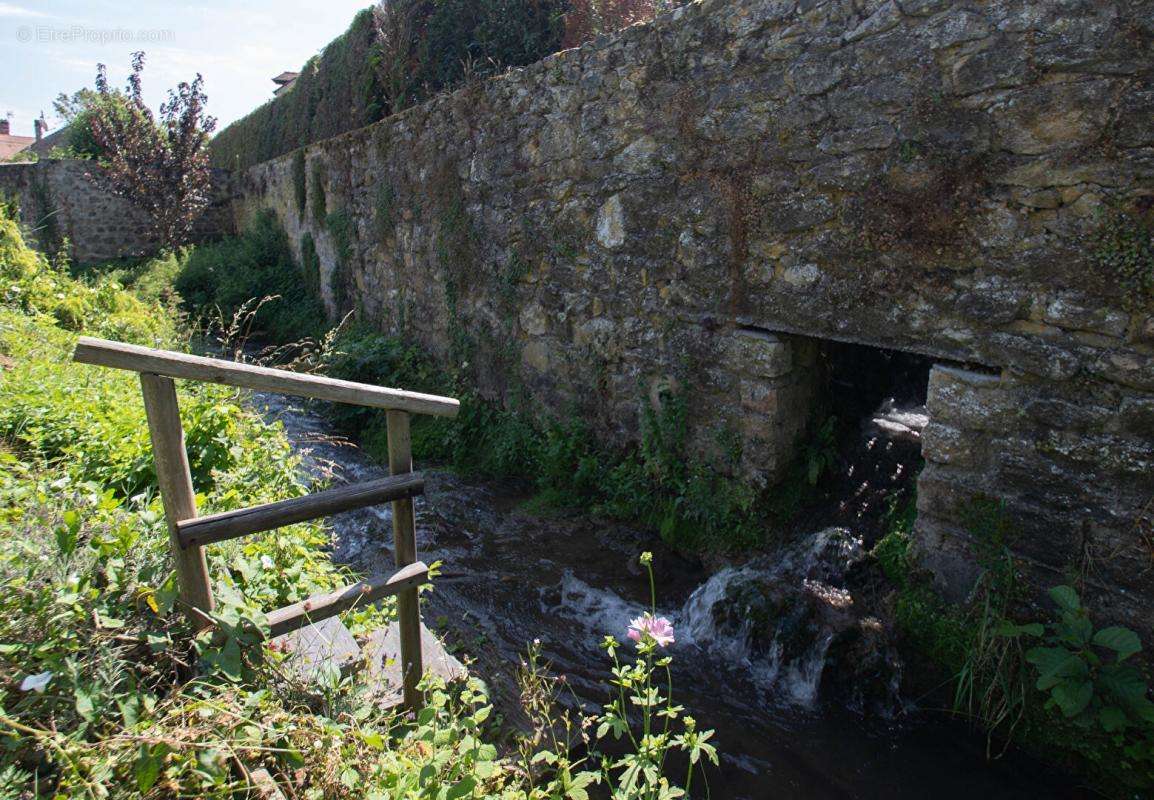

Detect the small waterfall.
[{"left": 678, "top": 528, "right": 900, "bottom": 712}]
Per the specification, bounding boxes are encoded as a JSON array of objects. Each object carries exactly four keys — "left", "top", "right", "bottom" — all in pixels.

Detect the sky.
[{"left": 1, "top": 0, "right": 371, "bottom": 137}]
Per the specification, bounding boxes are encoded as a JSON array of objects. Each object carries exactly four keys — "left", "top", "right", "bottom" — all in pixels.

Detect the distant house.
[
  {"left": 28, "top": 118, "right": 67, "bottom": 158},
  {"left": 272, "top": 71, "right": 300, "bottom": 97},
  {"left": 0, "top": 118, "right": 37, "bottom": 161}
]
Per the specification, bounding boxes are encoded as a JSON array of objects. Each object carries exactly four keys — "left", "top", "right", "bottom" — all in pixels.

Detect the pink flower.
[{"left": 627, "top": 614, "right": 675, "bottom": 647}]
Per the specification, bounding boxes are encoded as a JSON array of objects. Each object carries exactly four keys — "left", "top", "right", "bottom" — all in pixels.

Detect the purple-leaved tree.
[{"left": 90, "top": 52, "right": 218, "bottom": 250}]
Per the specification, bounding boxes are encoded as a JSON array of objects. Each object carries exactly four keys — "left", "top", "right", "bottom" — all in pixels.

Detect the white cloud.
[{"left": 0, "top": 2, "right": 48, "bottom": 17}]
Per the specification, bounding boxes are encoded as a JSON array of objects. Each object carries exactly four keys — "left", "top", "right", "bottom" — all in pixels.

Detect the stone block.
[
  {"left": 729, "top": 329, "right": 793, "bottom": 379},
  {"left": 364, "top": 622, "right": 467, "bottom": 707},
  {"left": 921, "top": 422, "right": 984, "bottom": 468},
  {"left": 270, "top": 617, "right": 361, "bottom": 684},
  {"left": 926, "top": 365, "right": 1017, "bottom": 432}
]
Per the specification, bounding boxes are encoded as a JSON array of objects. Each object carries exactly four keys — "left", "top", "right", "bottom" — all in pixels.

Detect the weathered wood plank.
[
  {"left": 74, "top": 337, "right": 460, "bottom": 417},
  {"left": 139, "top": 374, "right": 215, "bottom": 627},
  {"left": 387, "top": 410, "right": 424, "bottom": 710},
  {"left": 177, "top": 473, "right": 425, "bottom": 548},
  {"left": 267, "top": 561, "right": 429, "bottom": 638}
]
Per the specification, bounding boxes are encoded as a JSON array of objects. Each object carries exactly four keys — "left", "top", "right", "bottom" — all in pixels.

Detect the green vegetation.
[
  {"left": 0, "top": 200, "right": 715, "bottom": 798},
  {"left": 209, "top": 2, "right": 568, "bottom": 171},
  {"left": 44, "top": 88, "right": 144, "bottom": 161},
  {"left": 325, "top": 209, "right": 355, "bottom": 313},
  {"left": 310, "top": 162, "right": 328, "bottom": 223},
  {"left": 1093, "top": 205, "right": 1154, "bottom": 311},
  {"left": 208, "top": 9, "right": 384, "bottom": 171},
  {"left": 292, "top": 149, "right": 308, "bottom": 214},
  {"left": 872, "top": 496, "right": 1154, "bottom": 794},
  {"left": 173, "top": 210, "right": 328, "bottom": 343},
  {"left": 374, "top": 182, "right": 396, "bottom": 241}
]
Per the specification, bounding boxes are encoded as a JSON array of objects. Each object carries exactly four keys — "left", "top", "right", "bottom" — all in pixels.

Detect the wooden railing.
[{"left": 73, "top": 336, "right": 460, "bottom": 709}]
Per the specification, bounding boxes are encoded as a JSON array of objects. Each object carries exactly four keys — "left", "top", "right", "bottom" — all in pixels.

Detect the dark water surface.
[{"left": 250, "top": 390, "right": 1081, "bottom": 800}]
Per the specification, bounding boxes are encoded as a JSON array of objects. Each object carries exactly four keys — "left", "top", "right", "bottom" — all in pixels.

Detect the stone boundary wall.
[
  {"left": 0, "top": 159, "right": 233, "bottom": 264},
  {"left": 230, "top": 0, "right": 1154, "bottom": 633}
]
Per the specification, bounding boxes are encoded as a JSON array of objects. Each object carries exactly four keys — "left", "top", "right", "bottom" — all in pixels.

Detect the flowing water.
[{"left": 249, "top": 389, "right": 1079, "bottom": 799}]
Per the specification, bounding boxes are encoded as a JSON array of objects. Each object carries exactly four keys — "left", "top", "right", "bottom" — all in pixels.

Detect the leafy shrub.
[
  {"left": 562, "top": 0, "right": 659, "bottom": 48},
  {"left": 174, "top": 210, "right": 327, "bottom": 342},
  {"left": 88, "top": 52, "right": 217, "bottom": 248},
  {"left": 0, "top": 201, "right": 165, "bottom": 343},
  {"left": 1020, "top": 586, "right": 1151, "bottom": 730}
]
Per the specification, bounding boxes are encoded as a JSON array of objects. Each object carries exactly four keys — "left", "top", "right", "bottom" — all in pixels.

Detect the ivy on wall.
[
  {"left": 209, "top": 9, "right": 384, "bottom": 171},
  {"left": 209, "top": 1, "right": 567, "bottom": 171}
]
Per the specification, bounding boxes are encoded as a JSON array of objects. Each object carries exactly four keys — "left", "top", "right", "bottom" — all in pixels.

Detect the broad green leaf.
[
  {"left": 446, "top": 776, "right": 476, "bottom": 799},
  {"left": 74, "top": 685, "right": 96, "bottom": 722},
  {"left": 1049, "top": 585, "right": 1081, "bottom": 613},
  {"left": 1099, "top": 706, "right": 1129, "bottom": 733},
  {"left": 1099, "top": 662, "right": 1149, "bottom": 705},
  {"left": 1051, "top": 679, "right": 1094, "bottom": 718},
  {"left": 1093, "top": 626, "right": 1142, "bottom": 661},
  {"left": 994, "top": 622, "right": 1043, "bottom": 638},
  {"left": 361, "top": 730, "right": 385, "bottom": 750},
  {"left": 1026, "top": 647, "right": 1086, "bottom": 690},
  {"left": 135, "top": 746, "right": 161, "bottom": 792}
]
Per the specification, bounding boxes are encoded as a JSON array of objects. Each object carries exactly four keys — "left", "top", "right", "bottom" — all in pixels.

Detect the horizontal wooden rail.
[
  {"left": 177, "top": 473, "right": 425, "bottom": 549},
  {"left": 73, "top": 337, "right": 460, "bottom": 418},
  {"left": 267, "top": 561, "right": 429, "bottom": 638}
]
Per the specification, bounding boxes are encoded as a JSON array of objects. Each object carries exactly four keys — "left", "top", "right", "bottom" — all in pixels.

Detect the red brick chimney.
[{"left": 0, "top": 119, "right": 9, "bottom": 136}]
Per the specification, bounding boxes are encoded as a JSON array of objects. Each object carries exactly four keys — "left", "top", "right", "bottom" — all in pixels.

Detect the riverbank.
[
  {"left": 2, "top": 204, "right": 683, "bottom": 798},
  {"left": 247, "top": 382, "right": 1078, "bottom": 799}
]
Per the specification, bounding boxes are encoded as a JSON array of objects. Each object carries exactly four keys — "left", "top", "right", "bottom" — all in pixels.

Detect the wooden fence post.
[
  {"left": 140, "top": 373, "right": 215, "bottom": 627},
  {"left": 387, "top": 409, "right": 423, "bottom": 709}
]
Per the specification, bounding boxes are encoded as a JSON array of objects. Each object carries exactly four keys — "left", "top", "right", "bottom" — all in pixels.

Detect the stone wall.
[
  {"left": 230, "top": 0, "right": 1154, "bottom": 632},
  {"left": 0, "top": 159, "right": 232, "bottom": 263}
]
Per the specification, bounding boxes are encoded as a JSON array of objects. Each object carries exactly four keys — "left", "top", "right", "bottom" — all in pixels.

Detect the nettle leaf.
[
  {"left": 1026, "top": 647, "right": 1086, "bottom": 691},
  {"left": 1099, "top": 706, "right": 1129, "bottom": 733},
  {"left": 135, "top": 744, "right": 164, "bottom": 792},
  {"left": 74, "top": 685, "right": 96, "bottom": 722},
  {"left": 1049, "top": 585, "right": 1082, "bottom": 613},
  {"left": 994, "top": 622, "right": 1044, "bottom": 638},
  {"left": 1099, "top": 662, "right": 1150, "bottom": 706},
  {"left": 1093, "top": 626, "right": 1142, "bottom": 661},
  {"left": 446, "top": 776, "right": 476, "bottom": 799},
  {"left": 1051, "top": 679, "right": 1094, "bottom": 718}
]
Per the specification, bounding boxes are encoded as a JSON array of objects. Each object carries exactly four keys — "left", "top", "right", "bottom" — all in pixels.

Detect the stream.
[{"left": 249, "top": 388, "right": 1078, "bottom": 799}]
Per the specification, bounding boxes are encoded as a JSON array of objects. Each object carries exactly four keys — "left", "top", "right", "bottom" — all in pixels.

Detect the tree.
[
  {"left": 89, "top": 52, "right": 218, "bottom": 249},
  {"left": 52, "top": 88, "right": 101, "bottom": 123}
]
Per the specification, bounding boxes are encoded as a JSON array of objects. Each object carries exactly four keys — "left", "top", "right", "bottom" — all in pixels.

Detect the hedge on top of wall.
[
  {"left": 209, "top": 1, "right": 567, "bottom": 171},
  {"left": 209, "top": 9, "right": 383, "bottom": 170}
]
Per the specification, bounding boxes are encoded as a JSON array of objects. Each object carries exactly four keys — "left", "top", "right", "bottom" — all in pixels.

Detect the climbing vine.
[
  {"left": 292, "top": 149, "right": 307, "bottom": 215},
  {"left": 1092, "top": 205, "right": 1154, "bottom": 311}
]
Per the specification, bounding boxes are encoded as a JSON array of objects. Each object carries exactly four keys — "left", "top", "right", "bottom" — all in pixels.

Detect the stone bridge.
[{"left": 230, "top": 0, "right": 1154, "bottom": 634}]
